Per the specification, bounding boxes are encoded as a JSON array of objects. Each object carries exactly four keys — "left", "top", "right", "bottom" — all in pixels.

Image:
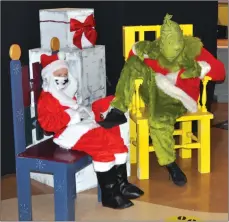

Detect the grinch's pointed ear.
[{"left": 163, "top": 13, "right": 173, "bottom": 24}]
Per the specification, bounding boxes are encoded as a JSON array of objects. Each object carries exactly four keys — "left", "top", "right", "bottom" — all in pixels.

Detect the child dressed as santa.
[{"left": 37, "top": 52, "right": 144, "bottom": 210}]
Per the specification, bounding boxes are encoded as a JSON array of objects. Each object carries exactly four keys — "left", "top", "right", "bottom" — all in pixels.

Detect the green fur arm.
[
  {"left": 135, "top": 40, "right": 160, "bottom": 61},
  {"left": 180, "top": 36, "right": 203, "bottom": 79}
]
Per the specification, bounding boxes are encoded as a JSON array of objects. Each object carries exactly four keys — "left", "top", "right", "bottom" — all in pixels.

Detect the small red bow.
[{"left": 70, "top": 14, "right": 97, "bottom": 49}]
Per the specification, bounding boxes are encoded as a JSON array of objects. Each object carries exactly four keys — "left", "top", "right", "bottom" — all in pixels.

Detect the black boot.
[
  {"left": 166, "top": 162, "right": 187, "bottom": 187},
  {"left": 98, "top": 108, "right": 127, "bottom": 129},
  {"left": 96, "top": 166, "right": 134, "bottom": 209},
  {"left": 116, "top": 164, "right": 144, "bottom": 199}
]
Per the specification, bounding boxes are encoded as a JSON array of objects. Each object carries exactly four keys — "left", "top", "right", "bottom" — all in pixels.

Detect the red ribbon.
[{"left": 70, "top": 14, "right": 97, "bottom": 49}]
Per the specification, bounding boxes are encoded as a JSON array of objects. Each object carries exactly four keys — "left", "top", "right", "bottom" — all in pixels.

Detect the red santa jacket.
[
  {"left": 129, "top": 47, "right": 226, "bottom": 102},
  {"left": 37, "top": 91, "right": 120, "bottom": 138}
]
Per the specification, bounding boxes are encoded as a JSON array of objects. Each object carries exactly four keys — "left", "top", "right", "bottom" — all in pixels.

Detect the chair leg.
[
  {"left": 179, "top": 121, "right": 192, "bottom": 159},
  {"left": 130, "top": 118, "right": 137, "bottom": 164},
  {"left": 16, "top": 163, "right": 32, "bottom": 221},
  {"left": 97, "top": 184, "right": 102, "bottom": 203},
  {"left": 54, "top": 166, "right": 76, "bottom": 221},
  {"left": 137, "top": 120, "right": 149, "bottom": 180},
  {"left": 198, "top": 119, "right": 211, "bottom": 173}
]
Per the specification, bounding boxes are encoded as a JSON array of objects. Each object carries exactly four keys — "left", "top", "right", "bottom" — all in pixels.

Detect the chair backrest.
[
  {"left": 123, "top": 24, "right": 193, "bottom": 61},
  {"left": 9, "top": 44, "right": 47, "bottom": 156},
  {"left": 122, "top": 25, "right": 211, "bottom": 113},
  {"left": 9, "top": 37, "right": 89, "bottom": 156}
]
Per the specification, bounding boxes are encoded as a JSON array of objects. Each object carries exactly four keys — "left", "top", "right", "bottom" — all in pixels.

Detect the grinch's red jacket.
[{"left": 129, "top": 46, "right": 225, "bottom": 112}]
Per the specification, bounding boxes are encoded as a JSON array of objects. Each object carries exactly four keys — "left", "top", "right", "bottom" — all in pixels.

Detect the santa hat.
[{"left": 40, "top": 52, "right": 68, "bottom": 79}]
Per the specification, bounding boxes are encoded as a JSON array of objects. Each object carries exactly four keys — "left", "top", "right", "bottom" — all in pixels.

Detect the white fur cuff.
[
  {"left": 100, "top": 105, "right": 113, "bottom": 119},
  {"left": 65, "top": 109, "right": 81, "bottom": 125},
  {"left": 93, "top": 161, "right": 115, "bottom": 172},
  {"left": 114, "top": 153, "right": 128, "bottom": 165},
  {"left": 198, "top": 61, "right": 211, "bottom": 79}
]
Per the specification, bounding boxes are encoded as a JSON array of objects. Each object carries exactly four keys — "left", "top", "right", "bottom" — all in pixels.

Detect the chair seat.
[
  {"left": 176, "top": 110, "right": 214, "bottom": 121},
  {"left": 18, "top": 138, "right": 88, "bottom": 163},
  {"left": 130, "top": 107, "right": 214, "bottom": 122}
]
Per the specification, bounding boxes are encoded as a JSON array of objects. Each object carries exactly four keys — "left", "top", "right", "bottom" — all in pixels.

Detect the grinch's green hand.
[
  {"left": 180, "top": 69, "right": 197, "bottom": 79},
  {"left": 180, "top": 57, "right": 201, "bottom": 79},
  {"left": 135, "top": 41, "right": 149, "bottom": 61},
  {"left": 135, "top": 41, "right": 159, "bottom": 61},
  {"left": 181, "top": 56, "right": 195, "bottom": 69}
]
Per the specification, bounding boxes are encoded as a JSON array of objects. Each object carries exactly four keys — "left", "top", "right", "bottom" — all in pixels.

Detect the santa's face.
[{"left": 53, "top": 68, "right": 69, "bottom": 90}]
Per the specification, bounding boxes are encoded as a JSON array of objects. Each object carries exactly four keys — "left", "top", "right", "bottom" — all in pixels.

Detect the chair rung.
[
  {"left": 149, "top": 143, "right": 201, "bottom": 151},
  {"left": 173, "top": 130, "right": 182, "bottom": 136},
  {"left": 132, "top": 140, "right": 201, "bottom": 151},
  {"left": 187, "top": 132, "right": 198, "bottom": 141}
]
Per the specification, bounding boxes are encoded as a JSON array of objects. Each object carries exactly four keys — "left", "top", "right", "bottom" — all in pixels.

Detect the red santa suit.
[
  {"left": 129, "top": 45, "right": 226, "bottom": 113},
  {"left": 37, "top": 53, "right": 128, "bottom": 172}
]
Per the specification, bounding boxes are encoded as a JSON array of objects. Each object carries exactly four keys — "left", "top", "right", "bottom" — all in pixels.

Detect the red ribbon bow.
[{"left": 70, "top": 14, "right": 97, "bottom": 49}]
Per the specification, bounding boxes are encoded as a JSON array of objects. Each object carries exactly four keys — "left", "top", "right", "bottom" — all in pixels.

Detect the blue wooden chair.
[{"left": 9, "top": 43, "right": 101, "bottom": 221}]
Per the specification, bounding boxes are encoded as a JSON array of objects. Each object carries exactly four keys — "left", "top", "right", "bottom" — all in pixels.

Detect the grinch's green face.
[
  {"left": 160, "top": 32, "right": 184, "bottom": 62},
  {"left": 159, "top": 14, "right": 185, "bottom": 62}
]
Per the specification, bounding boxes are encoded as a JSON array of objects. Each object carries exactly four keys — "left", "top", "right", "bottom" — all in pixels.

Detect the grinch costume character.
[
  {"left": 37, "top": 52, "right": 144, "bottom": 210},
  {"left": 99, "top": 14, "right": 226, "bottom": 186}
]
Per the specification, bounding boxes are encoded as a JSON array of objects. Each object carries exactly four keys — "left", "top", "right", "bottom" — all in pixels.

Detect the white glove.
[
  {"left": 197, "top": 61, "right": 211, "bottom": 79},
  {"left": 65, "top": 109, "right": 81, "bottom": 125}
]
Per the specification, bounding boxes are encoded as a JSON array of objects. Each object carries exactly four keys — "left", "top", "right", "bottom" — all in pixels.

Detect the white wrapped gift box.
[
  {"left": 28, "top": 45, "right": 131, "bottom": 193},
  {"left": 39, "top": 8, "right": 96, "bottom": 49}
]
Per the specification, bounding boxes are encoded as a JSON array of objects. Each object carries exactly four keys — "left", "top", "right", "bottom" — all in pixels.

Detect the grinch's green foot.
[
  {"left": 98, "top": 108, "right": 127, "bottom": 129},
  {"left": 166, "top": 162, "right": 187, "bottom": 187}
]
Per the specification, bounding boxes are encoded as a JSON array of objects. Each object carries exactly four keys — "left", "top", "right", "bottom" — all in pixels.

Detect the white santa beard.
[
  {"left": 47, "top": 75, "right": 77, "bottom": 108},
  {"left": 62, "top": 72, "right": 78, "bottom": 99}
]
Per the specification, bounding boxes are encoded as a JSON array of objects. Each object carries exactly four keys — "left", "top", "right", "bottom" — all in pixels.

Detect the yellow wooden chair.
[{"left": 123, "top": 25, "right": 214, "bottom": 180}]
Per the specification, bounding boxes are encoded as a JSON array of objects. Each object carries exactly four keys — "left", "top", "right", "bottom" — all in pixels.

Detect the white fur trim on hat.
[{"left": 41, "top": 59, "right": 68, "bottom": 79}]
